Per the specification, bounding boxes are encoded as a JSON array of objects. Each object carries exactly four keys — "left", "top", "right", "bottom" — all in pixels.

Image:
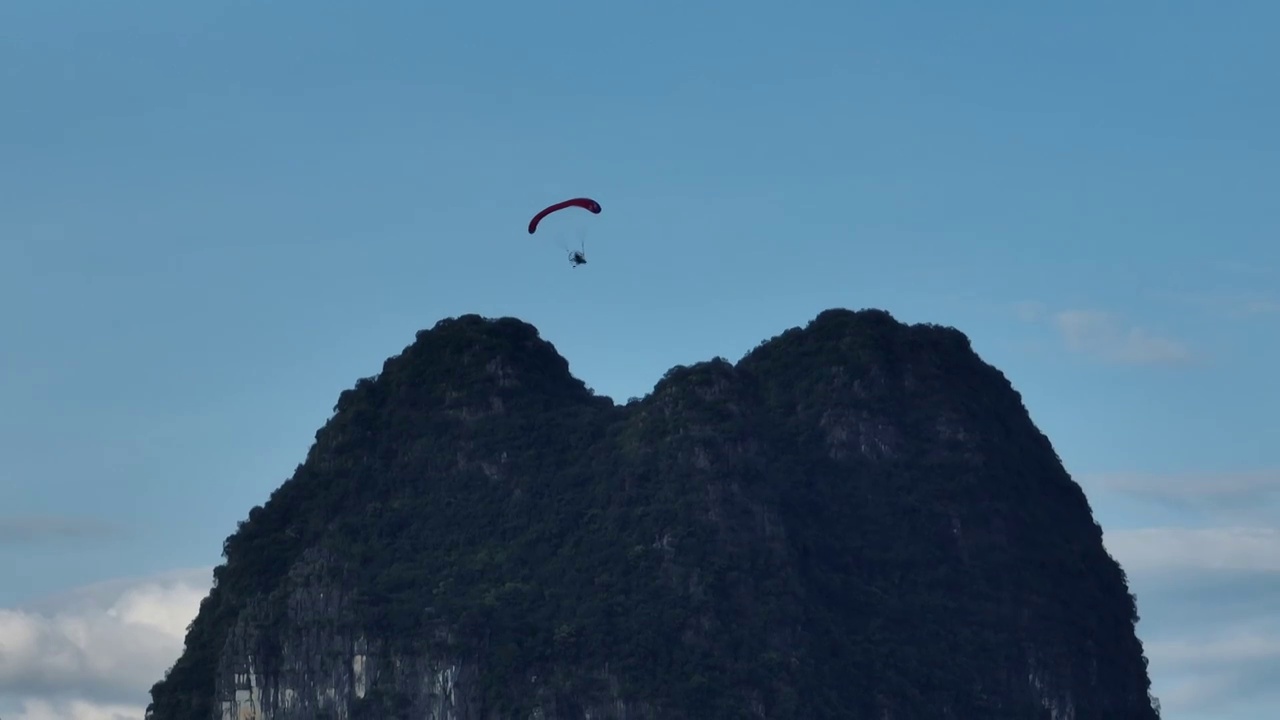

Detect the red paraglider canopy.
[{"left": 527, "top": 197, "right": 602, "bottom": 234}]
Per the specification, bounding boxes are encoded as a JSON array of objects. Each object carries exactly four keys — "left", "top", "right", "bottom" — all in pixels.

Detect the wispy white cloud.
[
  {"left": 1141, "top": 619, "right": 1280, "bottom": 717},
  {"left": 1088, "top": 470, "right": 1279, "bottom": 521},
  {"left": 1149, "top": 630, "right": 1280, "bottom": 667},
  {"left": 1105, "top": 526, "right": 1280, "bottom": 575},
  {"left": 1052, "top": 309, "right": 1193, "bottom": 366},
  {"left": 1177, "top": 290, "right": 1280, "bottom": 320},
  {"left": 1210, "top": 260, "right": 1275, "bottom": 280},
  {"left": 0, "top": 568, "right": 211, "bottom": 719},
  {"left": 1233, "top": 298, "right": 1280, "bottom": 316},
  {"left": 1011, "top": 300, "right": 1046, "bottom": 323},
  {"left": 1010, "top": 303, "right": 1195, "bottom": 366},
  {"left": 0, "top": 516, "right": 126, "bottom": 545}
]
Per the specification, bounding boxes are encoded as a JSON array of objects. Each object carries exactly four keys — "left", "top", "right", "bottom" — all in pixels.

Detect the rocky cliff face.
[
  {"left": 212, "top": 544, "right": 660, "bottom": 720},
  {"left": 147, "top": 309, "right": 1161, "bottom": 720}
]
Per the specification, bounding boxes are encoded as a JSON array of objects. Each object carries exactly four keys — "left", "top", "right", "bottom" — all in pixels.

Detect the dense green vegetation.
[{"left": 147, "top": 309, "right": 1160, "bottom": 719}]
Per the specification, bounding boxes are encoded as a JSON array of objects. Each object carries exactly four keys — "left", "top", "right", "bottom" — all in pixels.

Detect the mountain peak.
[{"left": 148, "top": 307, "right": 1160, "bottom": 720}]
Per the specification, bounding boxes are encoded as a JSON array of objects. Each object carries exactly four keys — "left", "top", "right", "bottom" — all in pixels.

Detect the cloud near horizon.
[
  {"left": 1088, "top": 469, "right": 1280, "bottom": 718},
  {"left": 0, "top": 568, "right": 210, "bottom": 720}
]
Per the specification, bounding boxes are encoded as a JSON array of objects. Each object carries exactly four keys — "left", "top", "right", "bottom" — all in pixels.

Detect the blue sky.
[{"left": 1, "top": 1, "right": 1277, "bottom": 718}]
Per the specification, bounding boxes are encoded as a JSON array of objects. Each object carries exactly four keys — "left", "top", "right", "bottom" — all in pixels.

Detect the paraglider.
[
  {"left": 528, "top": 197, "right": 601, "bottom": 268},
  {"left": 527, "top": 197, "right": 601, "bottom": 234}
]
